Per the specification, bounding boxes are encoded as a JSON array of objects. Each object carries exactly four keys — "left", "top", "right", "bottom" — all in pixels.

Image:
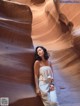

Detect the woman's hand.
[
  {"left": 49, "top": 84, "right": 54, "bottom": 91},
  {"left": 36, "top": 88, "right": 41, "bottom": 96}
]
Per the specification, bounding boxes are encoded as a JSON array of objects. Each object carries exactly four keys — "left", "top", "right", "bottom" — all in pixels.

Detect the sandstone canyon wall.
[
  {"left": 0, "top": 0, "right": 80, "bottom": 106},
  {"left": 0, "top": 0, "right": 44, "bottom": 106}
]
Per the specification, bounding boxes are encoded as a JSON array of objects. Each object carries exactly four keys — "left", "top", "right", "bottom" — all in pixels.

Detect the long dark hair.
[{"left": 34, "top": 46, "right": 49, "bottom": 61}]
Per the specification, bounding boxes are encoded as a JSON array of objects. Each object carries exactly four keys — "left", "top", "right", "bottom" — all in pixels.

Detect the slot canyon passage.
[{"left": 0, "top": 0, "right": 80, "bottom": 106}]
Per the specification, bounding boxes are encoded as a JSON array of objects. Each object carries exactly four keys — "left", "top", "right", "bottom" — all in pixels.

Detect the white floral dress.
[{"left": 39, "top": 66, "right": 59, "bottom": 106}]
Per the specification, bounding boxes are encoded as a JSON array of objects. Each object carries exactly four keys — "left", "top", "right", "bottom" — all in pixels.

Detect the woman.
[{"left": 34, "top": 46, "right": 59, "bottom": 106}]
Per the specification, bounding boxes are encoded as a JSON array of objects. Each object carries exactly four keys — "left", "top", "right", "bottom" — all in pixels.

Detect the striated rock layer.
[
  {"left": 30, "top": 0, "right": 80, "bottom": 50},
  {"left": 5, "top": 0, "right": 80, "bottom": 50}
]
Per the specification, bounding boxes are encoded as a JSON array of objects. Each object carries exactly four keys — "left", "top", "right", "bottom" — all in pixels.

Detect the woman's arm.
[
  {"left": 34, "top": 60, "right": 40, "bottom": 96},
  {"left": 49, "top": 61, "right": 55, "bottom": 91},
  {"left": 50, "top": 61, "right": 54, "bottom": 79}
]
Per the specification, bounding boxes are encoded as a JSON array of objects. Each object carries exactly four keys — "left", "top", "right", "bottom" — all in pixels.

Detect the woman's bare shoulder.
[{"left": 34, "top": 60, "right": 40, "bottom": 66}]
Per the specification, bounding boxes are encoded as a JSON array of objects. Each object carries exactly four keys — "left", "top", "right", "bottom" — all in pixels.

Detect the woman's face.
[{"left": 37, "top": 47, "right": 44, "bottom": 57}]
